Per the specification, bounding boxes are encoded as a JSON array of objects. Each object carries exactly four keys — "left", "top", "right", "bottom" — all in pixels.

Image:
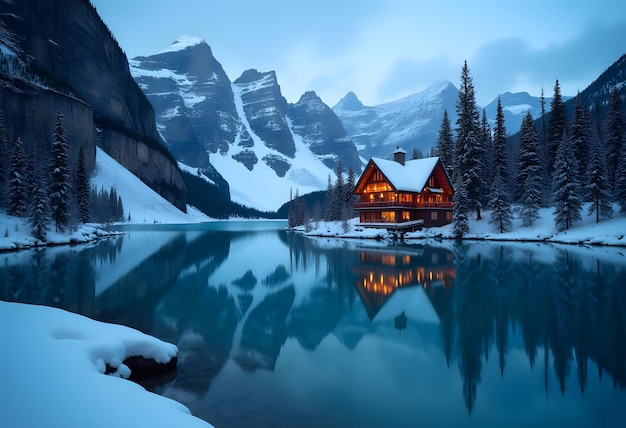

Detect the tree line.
[
  {"left": 287, "top": 161, "right": 357, "bottom": 232},
  {"left": 437, "top": 62, "right": 626, "bottom": 237},
  {"left": 0, "top": 110, "right": 124, "bottom": 241}
]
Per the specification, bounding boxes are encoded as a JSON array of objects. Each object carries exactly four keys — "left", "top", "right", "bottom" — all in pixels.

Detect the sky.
[{"left": 91, "top": 0, "right": 626, "bottom": 107}]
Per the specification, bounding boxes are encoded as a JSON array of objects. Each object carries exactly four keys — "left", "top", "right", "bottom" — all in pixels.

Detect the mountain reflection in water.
[{"left": 1, "top": 223, "right": 625, "bottom": 428}]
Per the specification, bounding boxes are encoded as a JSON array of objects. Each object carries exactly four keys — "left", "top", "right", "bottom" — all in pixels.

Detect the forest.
[{"left": 0, "top": 111, "right": 124, "bottom": 240}]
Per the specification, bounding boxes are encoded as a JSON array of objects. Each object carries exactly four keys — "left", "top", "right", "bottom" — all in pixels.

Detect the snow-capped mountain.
[
  {"left": 131, "top": 36, "right": 360, "bottom": 211},
  {"left": 333, "top": 80, "right": 459, "bottom": 161},
  {"left": 484, "top": 91, "right": 555, "bottom": 134}
]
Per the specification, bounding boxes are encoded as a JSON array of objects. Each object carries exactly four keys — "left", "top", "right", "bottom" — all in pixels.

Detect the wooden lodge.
[{"left": 353, "top": 147, "right": 454, "bottom": 230}]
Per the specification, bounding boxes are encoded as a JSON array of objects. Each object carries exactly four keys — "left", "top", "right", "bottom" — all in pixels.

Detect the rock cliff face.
[
  {"left": 234, "top": 69, "right": 295, "bottom": 158},
  {"left": 0, "top": 0, "right": 186, "bottom": 210},
  {"left": 132, "top": 37, "right": 250, "bottom": 166},
  {"left": 0, "top": 79, "right": 96, "bottom": 172},
  {"left": 289, "top": 91, "right": 360, "bottom": 170},
  {"left": 130, "top": 38, "right": 362, "bottom": 211}
]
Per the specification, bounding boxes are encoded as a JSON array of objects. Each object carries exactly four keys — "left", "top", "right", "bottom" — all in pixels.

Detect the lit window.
[{"left": 430, "top": 211, "right": 438, "bottom": 220}]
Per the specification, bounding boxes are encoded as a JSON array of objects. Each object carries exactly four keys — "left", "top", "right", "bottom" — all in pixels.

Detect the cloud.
[
  {"left": 375, "top": 56, "right": 459, "bottom": 103},
  {"left": 470, "top": 19, "right": 626, "bottom": 104}
]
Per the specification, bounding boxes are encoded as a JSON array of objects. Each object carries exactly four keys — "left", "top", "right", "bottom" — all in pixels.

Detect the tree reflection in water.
[{"left": 1, "top": 227, "right": 625, "bottom": 420}]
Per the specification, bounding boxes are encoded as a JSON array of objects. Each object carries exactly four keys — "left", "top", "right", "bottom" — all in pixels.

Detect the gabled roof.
[{"left": 370, "top": 156, "right": 440, "bottom": 192}]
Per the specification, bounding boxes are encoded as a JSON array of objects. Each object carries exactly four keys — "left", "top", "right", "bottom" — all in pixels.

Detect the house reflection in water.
[{"left": 353, "top": 245, "right": 456, "bottom": 322}]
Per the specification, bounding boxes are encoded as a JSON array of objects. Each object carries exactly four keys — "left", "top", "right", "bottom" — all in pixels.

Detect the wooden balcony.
[{"left": 354, "top": 201, "right": 453, "bottom": 209}]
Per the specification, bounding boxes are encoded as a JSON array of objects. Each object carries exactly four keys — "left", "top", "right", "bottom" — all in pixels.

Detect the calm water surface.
[{"left": 1, "top": 221, "right": 625, "bottom": 428}]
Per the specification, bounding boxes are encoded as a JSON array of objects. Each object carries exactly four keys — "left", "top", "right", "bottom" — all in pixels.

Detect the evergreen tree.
[
  {"left": 323, "top": 174, "right": 334, "bottom": 221},
  {"left": 29, "top": 166, "right": 50, "bottom": 241},
  {"left": 516, "top": 113, "right": 542, "bottom": 226},
  {"left": 539, "top": 87, "right": 551, "bottom": 206},
  {"left": 411, "top": 147, "right": 423, "bottom": 160},
  {"left": 519, "top": 174, "right": 541, "bottom": 228},
  {"left": 435, "top": 110, "right": 455, "bottom": 170},
  {"left": 49, "top": 112, "right": 71, "bottom": 232},
  {"left": 585, "top": 139, "right": 613, "bottom": 223},
  {"left": 606, "top": 87, "right": 624, "bottom": 184},
  {"left": 75, "top": 146, "right": 90, "bottom": 223},
  {"left": 332, "top": 161, "right": 345, "bottom": 221},
  {"left": 488, "top": 171, "right": 512, "bottom": 233},
  {"left": 0, "top": 109, "right": 10, "bottom": 208},
  {"left": 452, "top": 174, "right": 470, "bottom": 238},
  {"left": 479, "top": 108, "right": 493, "bottom": 203},
  {"left": 8, "top": 137, "right": 27, "bottom": 217},
  {"left": 287, "top": 188, "right": 306, "bottom": 229},
  {"left": 614, "top": 136, "right": 626, "bottom": 212},
  {"left": 345, "top": 166, "right": 357, "bottom": 219},
  {"left": 454, "top": 61, "right": 485, "bottom": 220},
  {"left": 493, "top": 97, "right": 509, "bottom": 189},
  {"left": 571, "top": 93, "right": 592, "bottom": 180},
  {"left": 552, "top": 131, "right": 582, "bottom": 231},
  {"left": 547, "top": 80, "right": 567, "bottom": 176}
]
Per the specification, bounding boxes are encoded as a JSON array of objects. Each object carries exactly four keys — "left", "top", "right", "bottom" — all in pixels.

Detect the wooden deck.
[{"left": 358, "top": 219, "right": 424, "bottom": 231}]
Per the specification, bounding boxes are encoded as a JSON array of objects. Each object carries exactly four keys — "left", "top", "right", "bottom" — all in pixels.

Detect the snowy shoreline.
[
  {"left": 0, "top": 217, "right": 123, "bottom": 253},
  {"left": 0, "top": 301, "right": 213, "bottom": 428},
  {"left": 298, "top": 205, "right": 626, "bottom": 248}
]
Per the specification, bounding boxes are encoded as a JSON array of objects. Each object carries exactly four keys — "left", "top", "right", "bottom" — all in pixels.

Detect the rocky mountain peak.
[
  {"left": 157, "top": 35, "right": 206, "bottom": 54},
  {"left": 334, "top": 91, "right": 365, "bottom": 111}
]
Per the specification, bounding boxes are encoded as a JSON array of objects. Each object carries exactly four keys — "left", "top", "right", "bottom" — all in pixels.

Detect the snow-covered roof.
[{"left": 370, "top": 156, "right": 440, "bottom": 192}]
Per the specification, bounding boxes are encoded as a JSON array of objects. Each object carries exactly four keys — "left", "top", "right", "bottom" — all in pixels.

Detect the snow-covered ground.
[
  {"left": 302, "top": 205, "right": 626, "bottom": 247},
  {"left": 0, "top": 148, "right": 211, "bottom": 251},
  {"left": 0, "top": 300, "right": 212, "bottom": 428},
  {"left": 91, "top": 147, "right": 210, "bottom": 225}
]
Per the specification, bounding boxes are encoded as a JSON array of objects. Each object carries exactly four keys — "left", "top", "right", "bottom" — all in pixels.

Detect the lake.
[{"left": 1, "top": 221, "right": 625, "bottom": 428}]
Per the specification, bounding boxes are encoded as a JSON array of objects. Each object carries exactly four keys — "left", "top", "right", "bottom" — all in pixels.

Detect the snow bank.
[
  {"left": 300, "top": 205, "right": 626, "bottom": 247},
  {"left": 0, "top": 301, "right": 212, "bottom": 428},
  {"left": 0, "top": 211, "right": 119, "bottom": 251},
  {"left": 92, "top": 147, "right": 211, "bottom": 225},
  {"left": 406, "top": 206, "right": 626, "bottom": 246}
]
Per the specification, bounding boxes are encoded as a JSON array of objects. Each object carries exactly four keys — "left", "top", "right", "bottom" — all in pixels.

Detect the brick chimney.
[{"left": 393, "top": 146, "right": 406, "bottom": 166}]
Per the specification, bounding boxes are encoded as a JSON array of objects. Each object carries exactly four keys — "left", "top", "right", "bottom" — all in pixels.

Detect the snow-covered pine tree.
[
  {"left": 493, "top": 97, "right": 509, "bottom": 190},
  {"left": 49, "top": 112, "right": 71, "bottom": 232},
  {"left": 585, "top": 138, "right": 613, "bottom": 223},
  {"left": 552, "top": 131, "right": 583, "bottom": 232},
  {"left": 538, "top": 87, "right": 551, "bottom": 206},
  {"left": 0, "top": 109, "right": 10, "bottom": 208},
  {"left": 606, "top": 87, "right": 624, "bottom": 184},
  {"left": 452, "top": 174, "right": 470, "bottom": 238},
  {"left": 436, "top": 110, "right": 455, "bottom": 171},
  {"left": 28, "top": 165, "right": 50, "bottom": 241},
  {"left": 75, "top": 145, "right": 90, "bottom": 223},
  {"left": 345, "top": 166, "right": 357, "bottom": 219},
  {"left": 519, "top": 174, "right": 541, "bottom": 227},
  {"left": 454, "top": 61, "right": 485, "bottom": 220},
  {"left": 479, "top": 108, "right": 493, "bottom": 206},
  {"left": 8, "top": 137, "right": 27, "bottom": 217},
  {"left": 571, "top": 93, "right": 592, "bottom": 180},
  {"left": 323, "top": 174, "right": 333, "bottom": 221},
  {"left": 332, "top": 161, "right": 344, "bottom": 222},
  {"left": 516, "top": 113, "right": 542, "bottom": 227},
  {"left": 488, "top": 170, "right": 512, "bottom": 233},
  {"left": 547, "top": 80, "right": 567, "bottom": 177},
  {"left": 614, "top": 135, "right": 626, "bottom": 212}
]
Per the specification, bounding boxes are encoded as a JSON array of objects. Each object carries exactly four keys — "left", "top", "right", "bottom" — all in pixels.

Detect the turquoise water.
[{"left": 1, "top": 221, "right": 625, "bottom": 428}]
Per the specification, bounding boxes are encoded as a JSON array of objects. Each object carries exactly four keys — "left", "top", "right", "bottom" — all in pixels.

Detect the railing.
[{"left": 354, "top": 201, "right": 453, "bottom": 209}]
